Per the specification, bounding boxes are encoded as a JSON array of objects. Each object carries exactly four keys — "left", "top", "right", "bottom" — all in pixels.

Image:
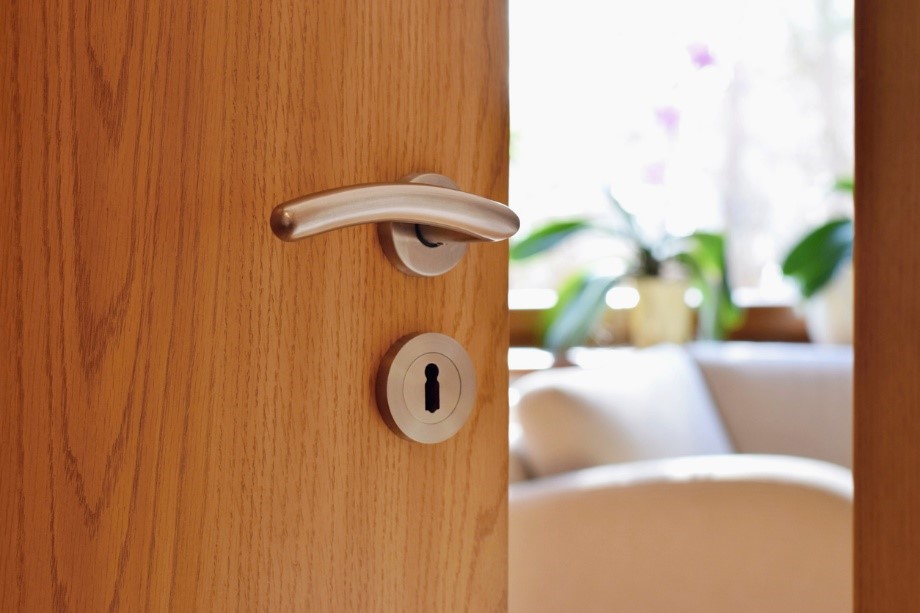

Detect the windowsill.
[{"left": 509, "top": 303, "right": 809, "bottom": 348}]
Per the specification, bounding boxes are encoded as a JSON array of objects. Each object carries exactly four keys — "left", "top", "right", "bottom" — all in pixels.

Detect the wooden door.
[
  {"left": 0, "top": 2, "right": 509, "bottom": 610},
  {"left": 855, "top": 0, "right": 920, "bottom": 608}
]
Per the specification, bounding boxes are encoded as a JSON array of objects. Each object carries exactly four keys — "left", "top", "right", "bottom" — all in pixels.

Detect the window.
[{"left": 509, "top": 0, "right": 854, "bottom": 305}]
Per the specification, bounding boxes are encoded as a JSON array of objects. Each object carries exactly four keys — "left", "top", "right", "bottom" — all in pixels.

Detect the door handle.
[{"left": 270, "top": 172, "right": 519, "bottom": 276}]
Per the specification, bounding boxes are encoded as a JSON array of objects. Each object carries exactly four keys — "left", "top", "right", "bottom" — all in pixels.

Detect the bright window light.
[
  {"left": 684, "top": 287, "right": 704, "bottom": 308},
  {"left": 509, "top": 288, "right": 558, "bottom": 310},
  {"left": 509, "top": 0, "right": 854, "bottom": 302},
  {"left": 508, "top": 347, "right": 556, "bottom": 371},
  {"left": 606, "top": 286, "right": 641, "bottom": 310}
]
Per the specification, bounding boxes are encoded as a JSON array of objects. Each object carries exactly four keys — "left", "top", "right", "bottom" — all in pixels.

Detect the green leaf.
[
  {"left": 539, "top": 271, "right": 586, "bottom": 337},
  {"left": 781, "top": 219, "right": 854, "bottom": 298},
  {"left": 509, "top": 219, "right": 593, "bottom": 260},
  {"left": 677, "top": 232, "right": 743, "bottom": 340},
  {"left": 833, "top": 176, "right": 854, "bottom": 194},
  {"left": 542, "top": 271, "right": 620, "bottom": 351},
  {"left": 604, "top": 191, "right": 646, "bottom": 248},
  {"left": 685, "top": 232, "right": 722, "bottom": 275}
]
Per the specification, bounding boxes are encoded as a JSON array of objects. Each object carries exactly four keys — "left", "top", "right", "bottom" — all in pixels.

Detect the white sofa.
[{"left": 509, "top": 342, "right": 853, "bottom": 613}]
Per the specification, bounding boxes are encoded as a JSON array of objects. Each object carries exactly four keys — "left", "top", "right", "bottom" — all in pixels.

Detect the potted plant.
[
  {"left": 511, "top": 192, "right": 743, "bottom": 350},
  {"left": 781, "top": 178, "right": 854, "bottom": 344}
]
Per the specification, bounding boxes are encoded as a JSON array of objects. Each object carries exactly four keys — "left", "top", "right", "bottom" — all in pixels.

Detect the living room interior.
[{"left": 505, "top": 1, "right": 854, "bottom": 610}]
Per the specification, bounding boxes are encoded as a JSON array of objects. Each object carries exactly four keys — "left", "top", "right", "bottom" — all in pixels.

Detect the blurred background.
[
  {"left": 507, "top": 0, "right": 854, "bottom": 354},
  {"left": 506, "top": 7, "right": 856, "bottom": 606}
]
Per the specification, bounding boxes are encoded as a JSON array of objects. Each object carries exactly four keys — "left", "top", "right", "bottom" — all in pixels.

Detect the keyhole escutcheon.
[{"left": 424, "top": 363, "right": 440, "bottom": 413}]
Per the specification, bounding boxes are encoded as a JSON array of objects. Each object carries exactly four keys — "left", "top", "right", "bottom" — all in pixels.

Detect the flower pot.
[
  {"left": 629, "top": 277, "right": 693, "bottom": 347},
  {"left": 803, "top": 261, "right": 853, "bottom": 344}
]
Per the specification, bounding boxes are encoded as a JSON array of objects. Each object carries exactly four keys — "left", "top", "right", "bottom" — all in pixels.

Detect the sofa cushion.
[
  {"left": 513, "top": 344, "right": 733, "bottom": 477},
  {"left": 509, "top": 455, "right": 852, "bottom": 613},
  {"left": 689, "top": 342, "right": 853, "bottom": 468}
]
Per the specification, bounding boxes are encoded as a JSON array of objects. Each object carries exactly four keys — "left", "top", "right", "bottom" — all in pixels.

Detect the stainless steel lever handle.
[
  {"left": 270, "top": 173, "right": 519, "bottom": 276},
  {"left": 271, "top": 179, "right": 518, "bottom": 244}
]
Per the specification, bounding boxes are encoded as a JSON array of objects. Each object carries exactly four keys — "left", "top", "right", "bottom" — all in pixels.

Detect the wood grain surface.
[
  {"left": 1, "top": 1, "right": 509, "bottom": 610},
  {"left": 855, "top": 0, "right": 920, "bottom": 609}
]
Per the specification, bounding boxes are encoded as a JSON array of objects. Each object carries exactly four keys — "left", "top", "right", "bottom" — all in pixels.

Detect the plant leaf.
[
  {"left": 685, "top": 232, "right": 722, "bottom": 275},
  {"left": 833, "top": 176, "right": 854, "bottom": 194},
  {"left": 604, "top": 191, "right": 646, "bottom": 247},
  {"left": 539, "top": 271, "right": 586, "bottom": 338},
  {"left": 677, "top": 232, "right": 743, "bottom": 340},
  {"left": 542, "top": 271, "right": 620, "bottom": 351},
  {"left": 781, "top": 219, "right": 854, "bottom": 298},
  {"left": 509, "top": 219, "right": 593, "bottom": 260}
]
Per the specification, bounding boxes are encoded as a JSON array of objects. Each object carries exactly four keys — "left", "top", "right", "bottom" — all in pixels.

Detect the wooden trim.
[
  {"left": 725, "top": 306, "right": 809, "bottom": 343},
  {"left": 509, "top": 305, "right": 808, "bottom": 347},
  {"left": 855, "top": 0, "right": 920, "bottom": 608}
]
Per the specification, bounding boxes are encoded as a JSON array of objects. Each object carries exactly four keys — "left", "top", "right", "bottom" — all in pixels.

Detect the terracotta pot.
[{"left": 629, "top": 277, "right": 693, "bottom": 347}]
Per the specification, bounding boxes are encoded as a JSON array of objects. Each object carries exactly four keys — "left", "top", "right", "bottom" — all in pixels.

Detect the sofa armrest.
[
  {"left": 689, "top": 342, "right": 853, "bottom": 468},
  {"left": 509, "top": 455, "right": 852, "bottom": 613}
]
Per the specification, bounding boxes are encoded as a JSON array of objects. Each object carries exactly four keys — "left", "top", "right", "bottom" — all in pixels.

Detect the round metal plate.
[
  {"left": 376, "top": 333, "right": 476, "bottom": 444},
  {"left": 377, "top": 173, "right": 468, "bottom": 277}
]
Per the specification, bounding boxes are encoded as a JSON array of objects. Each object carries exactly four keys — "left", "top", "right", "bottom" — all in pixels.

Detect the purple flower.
[
  {"left": 643, "top": 162, "right": 667, "bottom": 185},
  {"left": 655, "top": 106, "right": 681, "bottom": 136},
  {"left": 687, "top": 42, "right": 715, "bottom": 68}
]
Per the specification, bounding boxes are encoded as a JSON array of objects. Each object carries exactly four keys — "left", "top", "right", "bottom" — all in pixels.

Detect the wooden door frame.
[{"left": 854, "top": 0, "right": 920, "bottom": 608}]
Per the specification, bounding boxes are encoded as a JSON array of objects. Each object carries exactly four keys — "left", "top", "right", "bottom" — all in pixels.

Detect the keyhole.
[{"left": 424, "top": 363, "right": 440, "bottom": 413}]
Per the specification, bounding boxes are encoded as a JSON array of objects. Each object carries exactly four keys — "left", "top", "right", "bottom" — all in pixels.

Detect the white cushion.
[
  {"left": 689, "top": 342, "right": 853, "bottom": 468},
  {"left": 513, "top": 344, "right": 733, "bottom": 477}
]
